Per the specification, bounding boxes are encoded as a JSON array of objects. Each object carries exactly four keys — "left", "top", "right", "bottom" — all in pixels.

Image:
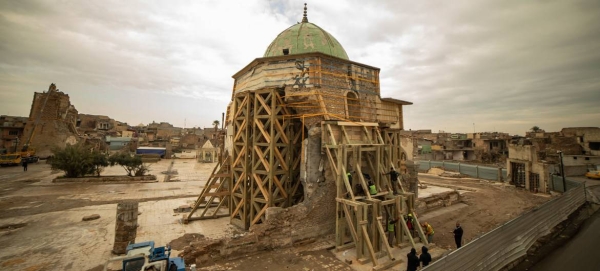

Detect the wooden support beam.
[
  {"left": 355, "top": 163, "right": 372, "bottom": 200},
  {"left": 376, "top": 216, "right": 395, "bottom": 260},
  {"left": 342, "top": 202, "right": 359, "bottom": 245},
  {"left": 326, "top": 123, "right": 337, "bottom": 146},
  {"left": 360, "top": 220, "right": 378, "bottom": 266}
]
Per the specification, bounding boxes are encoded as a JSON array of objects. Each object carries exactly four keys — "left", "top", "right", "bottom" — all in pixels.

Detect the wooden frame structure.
[
  {"left": 324, "top": 121, "right": 427, "bottom": 270},
  {"left": 187, "top": 89, "right": 302, "bottom": 229}
]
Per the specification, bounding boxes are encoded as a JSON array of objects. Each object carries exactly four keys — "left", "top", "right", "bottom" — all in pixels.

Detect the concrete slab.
[{"left": 418, "top": 185, "right": 455, "bottom": 198}]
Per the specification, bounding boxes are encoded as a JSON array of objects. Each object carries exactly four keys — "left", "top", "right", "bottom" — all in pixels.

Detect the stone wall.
[
  {"left": 415, "top": 191, "right": 461, "bottom": 214},
  {"left": 53, "top": 175, "right": 157, "bottom": 183}
]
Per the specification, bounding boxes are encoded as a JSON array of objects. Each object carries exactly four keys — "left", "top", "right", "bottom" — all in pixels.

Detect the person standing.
[
  {"left": 422, "top": 222, "right": 434, "bottom": 243},
  {"left": 384, "top": 167, "right": 399, "bottom": 194},
  {"left": 387, "top": 216, "right": 399, "bottom": 247},
  {"left": 419, "top": 246, "right": 432, "bottom": 267},
  {"left": 405, "top": 213, "right": 417, "bottom": 238},
  {"left": 452, "top": 222, "right": 464, "bottom": 248},
  {"left": 406, "top": 248, "right": 420, "bottom": 271},
  {"left": 22, "top": 159, "right": 28, "bottom": 172}
]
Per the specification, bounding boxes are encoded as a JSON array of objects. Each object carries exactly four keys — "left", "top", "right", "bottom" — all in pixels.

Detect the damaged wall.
[{"left": 20, "top": 84, "right": 79, "bottom": 157}]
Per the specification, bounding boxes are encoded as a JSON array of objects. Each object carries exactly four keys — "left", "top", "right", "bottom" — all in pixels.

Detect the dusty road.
[{"left": 417, "top": 174, "right": 551, "bottom": 250}]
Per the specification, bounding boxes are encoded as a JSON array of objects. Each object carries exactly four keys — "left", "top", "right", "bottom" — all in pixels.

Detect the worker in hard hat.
[{"left": 405, "top": 213, "right": 415, "bottom": 237}]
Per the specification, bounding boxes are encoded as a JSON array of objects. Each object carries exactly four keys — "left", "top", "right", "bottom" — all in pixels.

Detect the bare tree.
[{"left": 212, "top": 120, "right": 220, "bottom": 134}]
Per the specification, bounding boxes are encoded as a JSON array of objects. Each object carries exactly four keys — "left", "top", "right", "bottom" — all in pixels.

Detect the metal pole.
[{"left": 558, "top": 151, "right": 566, "bottom": 192}]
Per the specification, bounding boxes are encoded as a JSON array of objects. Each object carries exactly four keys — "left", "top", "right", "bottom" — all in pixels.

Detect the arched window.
[{"left": 346, "top": 92, "right": 360, "bottom": 120}]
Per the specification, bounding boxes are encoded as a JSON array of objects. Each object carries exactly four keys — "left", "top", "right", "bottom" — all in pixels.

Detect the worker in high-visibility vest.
[
  {"left": 368, "top": 181, "right": 377, "bottom": 195},
  {"left": 387, "top": 216, "right": 399, "bottom": 247}
]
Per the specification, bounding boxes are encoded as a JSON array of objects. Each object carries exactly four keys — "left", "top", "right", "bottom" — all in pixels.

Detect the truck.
[
  {"left": 0, "top": 154, "right": 22, "bottom": 167},
  {"left": 0, "top": 151, "right": 39, "bottom": 167},
  {"left": 103, "top": 241, "right": 185, "bottom": 271}
]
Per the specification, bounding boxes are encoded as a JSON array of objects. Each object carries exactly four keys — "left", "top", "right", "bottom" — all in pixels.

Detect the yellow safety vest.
[
  {"left": 369, "top": 185, "right": 377, "bottom": 195},
  {"left": 388, "top": 221, "right": 395, "bottom": 232}
]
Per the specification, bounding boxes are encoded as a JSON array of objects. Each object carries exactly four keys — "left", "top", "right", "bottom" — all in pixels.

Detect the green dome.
[{"left": 264, "top": 11, "right": 349, "bottom": 60}]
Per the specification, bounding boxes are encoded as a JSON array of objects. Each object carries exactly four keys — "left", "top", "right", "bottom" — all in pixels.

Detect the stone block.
[{"left": 82, "top": 214, "right": 100, "bottom": 221}]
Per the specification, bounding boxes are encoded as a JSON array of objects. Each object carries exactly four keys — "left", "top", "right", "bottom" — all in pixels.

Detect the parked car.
[{"left": 585, "top": 171, "right": 600, "bottom": 180}]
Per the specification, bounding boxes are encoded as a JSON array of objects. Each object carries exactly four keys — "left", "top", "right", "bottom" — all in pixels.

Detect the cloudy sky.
[{"left": 1, "top": 0, "right": 599, "bottom": 134}]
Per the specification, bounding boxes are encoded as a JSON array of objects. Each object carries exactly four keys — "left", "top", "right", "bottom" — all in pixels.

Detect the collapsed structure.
[
  {"left": 19, "top": 83, "right": 79, "bottom": 157},
  {"left": 186, "top": 5, "right": 425, "bottom": 269}
]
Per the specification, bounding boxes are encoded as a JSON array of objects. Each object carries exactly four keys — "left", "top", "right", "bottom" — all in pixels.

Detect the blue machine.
[{"left": 122, "top": 241, "right": 185, "bottom": 271}]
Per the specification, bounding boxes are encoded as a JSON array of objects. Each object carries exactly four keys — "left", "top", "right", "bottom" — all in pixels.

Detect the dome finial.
[{"left": 302, "top": 3, "right": 308, "bottom": 23}]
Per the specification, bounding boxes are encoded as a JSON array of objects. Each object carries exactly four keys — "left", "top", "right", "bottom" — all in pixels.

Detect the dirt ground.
[
  {"left": 0, "top": 161, "right": 552, "bottom": 271},
  {"left": 417, "top": 173, "right": 551, "bottom": 250}
]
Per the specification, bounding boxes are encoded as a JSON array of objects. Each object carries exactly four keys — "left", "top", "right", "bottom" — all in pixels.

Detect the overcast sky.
[{"left": 1, "top": 0, "right": 599, "bottom": 135}]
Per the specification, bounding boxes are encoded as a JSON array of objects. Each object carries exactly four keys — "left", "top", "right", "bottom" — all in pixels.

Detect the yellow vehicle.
[
  {"left": 586, "top": 171, "right": 600, "bottom": 180},
  {"left": 0, "top": 154, "right": 22, "bottom": 167}
]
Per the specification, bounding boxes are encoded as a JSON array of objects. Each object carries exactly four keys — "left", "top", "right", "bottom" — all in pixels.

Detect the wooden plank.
[
  {"left": 336, "top": 122, "right": 379, "bottom": 127},
  {"left": 256, "top": 94, "right": 272, "bottom": 116},
  {"left": 325, "top": 147, "right": 339, "bottom": 177},
  {"left": 411, "top": 210, "right": 429, "bottom": 246},
  {"left": 326, "top": 124, "right": 338, "bottom": 146},
  {"left": 355, "top": 164, "right": 372, "bottom": 200},
  {"left": 252, "top": 173, "right": 270, "bottom": 202},
  {"left": 360, "top": 221, "right": 378, "bottom": 266},
  {"left": 341, "top": 164, "right": 356, "bottom": 201},
  {"left": 362, "top": 126, "right": 373, "bottom": 144},
  {"left": 253, "top": 145, "right": 271, "bottom": 172},
  {"left": 342, "top": 203, "right": 359, "bottom": 245},
  {"left": 231, "top": 197, "right": 245, "bottom": 218},
  {"left": 255, "top": 120, "right": 271, "bottom": 144},
  {"left": 273, "top": 147, "right": 289, "bottom": 171},
  {"left": 341, "top": 126, "right": 352, "bottom": 145},
  {"left": 272, "top": 175, "right": 288, "bottom": 198},
  {"left": 376, "top": 216, "right": 395, "bottom": 260},
  {"left": 205, "top": 191, "right": 230, "bottom": 197},
  {"left": 273, "top": 119, "right": 289, "bottom": 144},
  {"left": 251, "top": 205, "right": 268, "bottom": 225}
]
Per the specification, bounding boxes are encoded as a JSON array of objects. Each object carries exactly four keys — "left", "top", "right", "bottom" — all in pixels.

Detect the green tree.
[
  {"left": 90, "top": 151, "right": 109, "bottom": 176},
  {"left": 50, "top": 144, "right": 106, "bottom": 178},
  {"left": 108, "top": 153, "right": 149, "bottom": 176},
  {"left": 531, "top": 126, "right": 541, "bottom": 132}
]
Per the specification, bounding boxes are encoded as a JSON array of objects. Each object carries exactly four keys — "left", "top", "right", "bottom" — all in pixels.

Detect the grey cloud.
[{"left": 0, "top": 0, "right": 598, "bottom": 133}]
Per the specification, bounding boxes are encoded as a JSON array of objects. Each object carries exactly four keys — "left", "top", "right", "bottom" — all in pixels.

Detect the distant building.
[
  {"left": 0, "top": 115, "right": 28, "bottom": 153},
  {"left": 506, "top": 127, "right": 600, "bottom": 193},
  {"left": 106, "top": 136, "right": 133, "bottom": 151}
]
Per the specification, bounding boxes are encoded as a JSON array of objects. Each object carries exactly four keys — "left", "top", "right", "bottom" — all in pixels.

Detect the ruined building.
[
  {"left": 19, "top": 83, "right": 79, "bottom": 158},
  {"left": 0, "top": 115, "right": 28, "bottom": 153},
  {"left": 186, "top": 6, "right": 423, "bottom": 269},
  {"left": 507, "top": 127, "right": 600, "bottom": 193}
]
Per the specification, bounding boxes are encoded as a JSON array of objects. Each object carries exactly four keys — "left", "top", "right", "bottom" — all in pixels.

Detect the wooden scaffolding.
[
  {"left": 324, "top": 121, "right": 427, "bottom": 270},
  {"left": 186, "top": 88, "right": 303, "bottom": 229}
]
